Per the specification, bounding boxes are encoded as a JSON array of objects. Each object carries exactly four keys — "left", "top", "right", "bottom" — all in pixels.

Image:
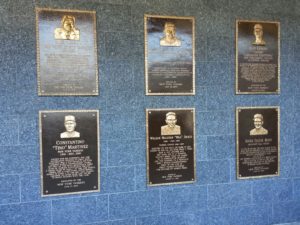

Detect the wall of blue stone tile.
[{"left": 0, "top": 0, "right": 299, "bottom": 224}]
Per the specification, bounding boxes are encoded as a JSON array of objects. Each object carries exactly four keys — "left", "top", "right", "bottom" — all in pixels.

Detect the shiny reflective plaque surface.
[
  {"left": 236, "top": 107, "right": 279, "bottom": 179},
  {"left": 146, "top": 108, "right": 195, "bottom": 186},
  {"left": 236, "top": 20, "right": 280, "bottom": 94},
  {"left": 145, "top": 15, "right": 195, "bottom": 95},
  {"left": 39, "top": 110, "right": 100, "bottom": 196},
  {"left": 36, "top": 8, "right": 98, "bottom": 95}
]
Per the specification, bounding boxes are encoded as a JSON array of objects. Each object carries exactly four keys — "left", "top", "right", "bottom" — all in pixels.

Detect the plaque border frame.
[
  {"left": 144, "top": 14, "right": 196, "bottom": 96},
  {"left": 146, "top": 108, "right": 196, "bottom": 186},
  {"left": 39, "top": 109, "right": 100, "bottom": 197},
  {"left": 236, "top": 106, "right": 280, "bottom": 180},
  {"left": 235, "top": 19, "right": 280, "bottom": 95},
  {"left": 36, "top": 8, "right": 99, "bottom": 96}
]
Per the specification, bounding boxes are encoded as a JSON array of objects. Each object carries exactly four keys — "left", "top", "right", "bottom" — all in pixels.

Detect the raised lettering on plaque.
[
  {"left": 236, "top": 107, "right": 280, "bottom": 179},
  {"left": 40, "top": 110, "right": 99, "bottom": 196},
  {"left": 146, "top": 108, "right": 195, "bottom": 186},
  {"left": 236, "top": 20, "right": 280, "bottom": 94},
  {"left": 145, "top": 15, "right": 195, "bottom": 95},
  {"left": 36, "top": 8, "right": 98, "bottom": 95}
]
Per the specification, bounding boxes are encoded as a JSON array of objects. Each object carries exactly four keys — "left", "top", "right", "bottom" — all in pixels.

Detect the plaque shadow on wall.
[
  {"left": 236, "top": 107, "right": 280, "bottom": 179},
  {"left": 144, "top": 15, "right": 195, "bottom": 95},
  {"left": 146, "top": 108, "right": 196, "bottom": 186},
  {"left": 39, "top": 110, "right": 100, "bottom": 196},
  {"left": 236, "top": 20, "right": 280, "bottom": 94},
  {"left": 36, "top": 8, "right": 98, "bottom": 96}
]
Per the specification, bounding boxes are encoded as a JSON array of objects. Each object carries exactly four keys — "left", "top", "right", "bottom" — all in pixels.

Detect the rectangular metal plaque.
[
  {"left": 236, "top": 20, "right": 280, "bottom": 94},
  {"left": 39, "top": 110, "right": 100, "bottom": 196},
  {"left": 36, "top": 8, "right": 98, "bottom": 96},
  {"left": 145, "top": 15, "right": 195, "bottom": 95},
  {"left": 236, "top": 107, "right": 280, "bottom": 179},
  {"left": 146, "top": 108, "right": 195, "bottom": 186}
]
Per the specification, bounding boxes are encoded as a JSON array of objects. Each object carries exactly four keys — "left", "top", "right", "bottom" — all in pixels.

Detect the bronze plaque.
[
  {"left": 236, "top": 20, "right": 280, "bottom": 94},
  {"left": 36, "top": 8, "right": 98, "bottom": 96},
  {"left": 236, "top": 107, "right": 280, "bottom": 179},
  {"left": 39, "top": 110, "right": 100, "bottom": 196},
  {"left": 145, "top": 15, "right": 195, "bottom": 95},
  {"left": 146, "top": 108, "right": 196, "bottom": 186}
]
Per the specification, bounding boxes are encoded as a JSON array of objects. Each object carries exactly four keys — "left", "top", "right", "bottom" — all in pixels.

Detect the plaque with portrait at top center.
[
  {"left": 39, "top": 110, "right": 100, "bottom": 196},
  {"left": 236, "top": 107, "right": 280, "bottom": 179},
  {"left": 145, "top": 15, "right": 195, "bottom": 95},
  {"left": 236, "top": 20, "right": 280, "bottom": 94},
  {"left": 36, "top": 8, "right": 98, "bottom": 96},
  {"left": 146, "top": 108, "right": 196, "bottom": 186}
]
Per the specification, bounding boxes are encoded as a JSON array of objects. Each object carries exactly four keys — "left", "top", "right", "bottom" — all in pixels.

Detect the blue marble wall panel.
[{"left": 161, "top": 186, "right": 207, "bottom": 214}]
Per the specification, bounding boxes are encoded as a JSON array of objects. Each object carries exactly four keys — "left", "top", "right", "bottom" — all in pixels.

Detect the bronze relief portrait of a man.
[{"left": 54, "top": 15, "right": 80, "bottom": 40}]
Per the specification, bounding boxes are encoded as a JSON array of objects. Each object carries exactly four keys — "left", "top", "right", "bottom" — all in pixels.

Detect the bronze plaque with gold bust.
[
  {"left": 39, "top": 110, "right": 100, "bottom": 196},
  {"left": 236, "top": 20, "right": 280, "bottom": 94},
  {"left": 36, "top": 8, "right": 98, "bottom": 95},
  {"left": 236, "top": 107, "right": 280, "bottom": 179},
  {"left": 146, "top": 108, "right": 196, "bottom": 186},
  {"left": 145, "top": 15, "right": 195, "bottom": 95}
]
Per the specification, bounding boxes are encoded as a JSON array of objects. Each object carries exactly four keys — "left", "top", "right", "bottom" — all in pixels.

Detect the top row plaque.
[
  {"left": 36, "top": 8, "right": 98, "bottom": 96},
  {"left": 36, "top": 9, "right": 279, "bottom": 96},
  {"left": 236, "top": 20, "right": 280, "bottom": 94}
]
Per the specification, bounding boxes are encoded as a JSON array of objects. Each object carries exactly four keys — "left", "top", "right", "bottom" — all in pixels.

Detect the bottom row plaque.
[
  {"left": 236, "top": 107, "right": 280, "bottom": 179},
  {"left": 146, "top": 108, "right": 196, "bottom": 186},
  {"left": 39, "top": 110, "right": 99, "bottom": 196}
]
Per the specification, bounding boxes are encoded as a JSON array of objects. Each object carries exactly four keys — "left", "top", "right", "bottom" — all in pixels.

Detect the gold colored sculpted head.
[
  {"left": 61, "top": 15, "right": 76, "bottom": 32},
  {"left": 253, "top": 23, "right": 265, "bottom": 45},
  {"left": 160, "top": 21, "right": 181, "bottom": 47},
  {"left": 54, "top": 15, "right": 80, "bottom": 40}
]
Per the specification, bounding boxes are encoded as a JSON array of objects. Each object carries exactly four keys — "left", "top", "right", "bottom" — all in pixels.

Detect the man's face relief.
[
  {"left": 165, "top": 24, "right": 176, "bottom": 39},
  {"left": 254, "top": 118, "right": 263, "bottom": 129},
  {"left": 63, "top": 18, "right": 74, "bottom": 32},
  {"left": 254, "top": 25, "right": 263, "bottom": 39},
  {"left": 166, "top": 115, "right": 177, "bottom": 128},
  {"left": 65, "top": 121, "right": 76, "bottom": 132}
]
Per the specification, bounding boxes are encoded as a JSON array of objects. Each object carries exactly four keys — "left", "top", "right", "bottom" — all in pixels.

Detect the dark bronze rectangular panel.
[
  {"left": 236, "top": 107, "right": 280, "bottom": 179},
  {"left": 146, "top": 108, "right": 195, "bottom": 186},
  {"left": 39, "top": 110, "right": 100, "bottom": 196},
  {"left": 236, "top": 20, "right": 280, "bottom": 94},
  {"left": 145, "top": 15, "right": 195, "bottom": 95},
  {"left": 36, "top": 8, "right": 98, "bottom": 96}
]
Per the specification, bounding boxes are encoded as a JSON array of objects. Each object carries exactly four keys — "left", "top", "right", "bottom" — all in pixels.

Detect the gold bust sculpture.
[
  {"left": 160, "top": 22, "right": 181, "bottom": 47},
  {"left": 161, "top": 112, "right": 181, "bottom": 136},
  {"left": 252, "top": 24, "right": 266, "bottom": 46},
  {"left": 250, "top": 114, "right": 268, "bottom": 136},
  {"left": 55, "top": 15, "right": 80, "bottom": 40}
]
